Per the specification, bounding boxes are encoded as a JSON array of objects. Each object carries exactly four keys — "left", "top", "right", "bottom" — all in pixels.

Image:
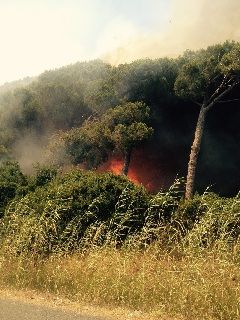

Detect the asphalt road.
[{"left": 0, "top": 298, "right": 106, "bottom": 320}]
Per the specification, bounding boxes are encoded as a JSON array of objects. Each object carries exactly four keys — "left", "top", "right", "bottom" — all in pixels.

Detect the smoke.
[
  {"left": 12, "top": 134, "right": 48, "bottom": 174},
  {"left": 101, "top": 0, "right": 240, "bottom": 64}
]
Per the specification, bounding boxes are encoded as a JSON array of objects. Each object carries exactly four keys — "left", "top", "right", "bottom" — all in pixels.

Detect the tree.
[
  {"left": 115, "top": 58, "right": 178, "bottom": 105},
  {"left": 103, "top": 102, "right": 153, "bottom": 175},
  {"left": 175, "top": 41, "right": 240, "bottom": 199},
  {"left": 64, "top": 118, "right": 111, "bottom": 169},
  {"left": 58, "top": 102, "right": 153, "bottom": 175}
]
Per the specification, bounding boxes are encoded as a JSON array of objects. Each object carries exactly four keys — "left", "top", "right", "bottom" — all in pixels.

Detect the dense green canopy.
[
  {"left": 175, "top": 41, "right": 240, "bottom": 102},
  {"left": 0, "top": 42, "right": 239, "bottom": 195}
]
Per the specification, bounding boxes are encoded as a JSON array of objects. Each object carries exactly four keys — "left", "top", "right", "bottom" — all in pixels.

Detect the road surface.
[{"left": 0, "top": 297, "right": 106, "bottom": 320}]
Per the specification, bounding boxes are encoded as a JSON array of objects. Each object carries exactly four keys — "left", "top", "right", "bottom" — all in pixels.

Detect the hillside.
[{"left": 0, "top": 46, "right": 239, "bottom": 195}]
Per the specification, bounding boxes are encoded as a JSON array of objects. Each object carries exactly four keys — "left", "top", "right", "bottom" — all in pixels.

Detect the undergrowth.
[{"left": 0, "top": 166, "right": 239, "bottom": 319}]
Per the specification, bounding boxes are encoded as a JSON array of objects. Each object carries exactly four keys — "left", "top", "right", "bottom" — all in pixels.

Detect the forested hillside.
[{"left": 0, "top": 42, "right": 240, "bottom": 195}]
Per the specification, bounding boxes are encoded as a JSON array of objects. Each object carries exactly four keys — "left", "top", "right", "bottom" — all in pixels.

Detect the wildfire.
[
  {"left": 98, "top": 148, "right": 172, "bottom": 192},
  {"left": 106, "top": 158, "right": 122, "bottom": 175},
  {"left": 99, "top": 156, "right": 140, "bottom": 183}
]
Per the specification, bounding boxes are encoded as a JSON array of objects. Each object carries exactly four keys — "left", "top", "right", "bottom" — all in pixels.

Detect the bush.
[
  {"left": 182, "top": 192, "right": 240, "bottom": 252},
  {"left": 28, "top": 164, "right": 58, "bottom": 190},
  {"left": 0, "top": 161, "right": 27, "bottom": 216},
  {"left": 0, "top": 168, "right": 149, "bottom": 255},
  {"left": 0, "top": 165, "right": 239, "bottom": 257}
]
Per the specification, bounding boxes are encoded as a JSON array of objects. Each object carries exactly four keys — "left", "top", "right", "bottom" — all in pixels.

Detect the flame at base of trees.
[{"left": 98, "top": 148, "right": 173, "bottom": 192}]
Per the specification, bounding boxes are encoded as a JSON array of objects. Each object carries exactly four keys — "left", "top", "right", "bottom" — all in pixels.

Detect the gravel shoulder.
[{"left": 0, "top": 289, "right": 149, "bottom": 320}]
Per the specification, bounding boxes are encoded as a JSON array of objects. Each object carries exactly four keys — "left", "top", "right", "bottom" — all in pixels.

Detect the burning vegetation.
[
  {"left": 99, "top": 148, "right": 173, "bottom": 193},
  {"left": 0, "top": 42, "right": 240, "bottom": 196}
]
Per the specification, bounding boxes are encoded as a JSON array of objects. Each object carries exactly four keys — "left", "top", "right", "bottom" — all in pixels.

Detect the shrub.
[
  {"left": 28, "top": 164, "right": 58, "bottom": 190},
  {"left": 0, "top": 161, "right": 27, "bottom": 216},
  {"left": 0, "top": 169, "right": 149, "bottom": 255}
]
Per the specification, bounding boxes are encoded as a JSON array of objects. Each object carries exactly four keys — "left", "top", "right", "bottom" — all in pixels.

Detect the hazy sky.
[
  {"left": 0, "top": 0, "right": 169, "bottom": 84},
  {"left": 1, "top": 0, "right": 239, "bottom": 85}
]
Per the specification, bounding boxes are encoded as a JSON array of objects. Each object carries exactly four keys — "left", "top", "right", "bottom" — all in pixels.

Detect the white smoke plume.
[{"left": 101, "top": 0, "right": 240, "bottom": 64}]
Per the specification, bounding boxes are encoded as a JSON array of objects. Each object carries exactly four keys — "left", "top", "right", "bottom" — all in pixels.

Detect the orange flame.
[{"left": 98, "top": 148, "right": 173, "bottom": 192}]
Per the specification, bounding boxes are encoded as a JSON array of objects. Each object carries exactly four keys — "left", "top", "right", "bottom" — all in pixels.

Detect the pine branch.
[
  {"left": 208, "top": 72, "right": 234, "bottom": 104},
  {"left": 217, "top": 98, "right": 240, "bottom": 104},
  {"left": 205, "top": 80, "right": 239, "bottom": 111}
]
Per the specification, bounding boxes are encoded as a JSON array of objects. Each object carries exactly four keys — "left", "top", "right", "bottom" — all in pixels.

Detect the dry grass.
[{"left": 0, "top": 246, "right": 240, "bottom": 320}]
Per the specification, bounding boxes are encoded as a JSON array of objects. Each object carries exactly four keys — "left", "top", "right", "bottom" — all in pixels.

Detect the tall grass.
[{"left": 0, "top": 246, "right": 240, "bottom": 319}]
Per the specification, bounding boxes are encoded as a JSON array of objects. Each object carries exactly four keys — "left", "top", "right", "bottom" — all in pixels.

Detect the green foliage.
[
  {"left": 0, "top": 161, "right": 27, "bottom": 216},
  {"left": 174, "top": 41, "right": 240, "bottom": 101},
  {"left": 0, "top": 164, "right": 239, "bottom": 257},
  {"left": 0, "top": 161, "right": 27, "bottom": 187},
  {"left": 115, "top": 58, "right": 178, "bottom": 105},
  {"left": 182, "top": 193, "right": 240, "bottom": 252},
  {"left": 59, "top": 101, "right": 153, "bottom": 168},
  {"left": 28, "top": 164, "right": 58, "bottom": 189},
  {"left": 146, "top": 179, "right": 183, "bottom": 226},
  {"left": 103, "top": 101, "right": 153, "bottom": 153},
  {"left": 174, "top": 195, "right": 205, "bottom": 230},
  {"left": 103, "top": 101, "right": 150, "bottom": 125},
  {"left": 0, "top": 42, "right": 239, "bottom": 198},
  {"left": 219, "top": 43, "right": 240, "bottom": 74},
  {"left": 110, "top": 185, "right": 149, "bottom": 245},
  {"left": 63, "top": 118, "right": 111, "bottom": 168},
  {"left": 0, "top": 169, "right": 149, "bottom": 255},
  {"left": 111, "top": 122, "right": 153, "bottom": 153},
  {"left": 0, "top": 57, "right": 177, "bottom": 157}
]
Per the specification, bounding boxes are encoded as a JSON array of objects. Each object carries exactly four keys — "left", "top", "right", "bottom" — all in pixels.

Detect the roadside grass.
[{"left": 0, "top": 245, "right": 240, "bottom": 320}]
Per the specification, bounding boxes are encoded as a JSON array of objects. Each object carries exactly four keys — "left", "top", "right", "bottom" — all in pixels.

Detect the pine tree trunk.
[
  {"left": 121, "top": 149, "right": 132, "bottom": 176},
  {"left": 185, "top": 106, "right": 207, "bottom": 199}
]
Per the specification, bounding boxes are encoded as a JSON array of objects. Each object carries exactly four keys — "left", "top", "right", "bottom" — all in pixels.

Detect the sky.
[
  {"left": 0, "top": 0, "right": 169, "bottom": 84},
  {"left": 0, "top": 0, "right": 240, "bottom": 85}
]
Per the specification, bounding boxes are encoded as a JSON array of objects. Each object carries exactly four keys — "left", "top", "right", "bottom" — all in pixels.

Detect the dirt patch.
[{"left": 0, "top": 288, "right": 163, "bottom": 320}]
